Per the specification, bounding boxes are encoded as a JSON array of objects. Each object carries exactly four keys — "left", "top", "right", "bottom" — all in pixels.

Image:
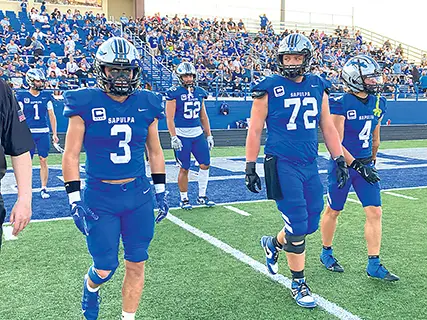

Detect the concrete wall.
[{"left": 106, "top": 0, "right": 134, "bottom": 20}]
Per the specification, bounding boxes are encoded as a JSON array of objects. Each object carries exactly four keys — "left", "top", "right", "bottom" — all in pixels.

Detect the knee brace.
[
  {"left": 282, "top": 234, "right": 306, "bottom": 254},
  {"left": 87, "top": 265, "right": 117, "bottom": 285}
]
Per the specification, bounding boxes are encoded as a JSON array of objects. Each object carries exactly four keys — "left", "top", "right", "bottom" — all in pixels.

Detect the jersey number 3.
[
  {"left": 284, "top": 97, "right": 318, "bottom": 130},
  {"left": 110, "top": 124, "right": 132, "bottom": 164}
]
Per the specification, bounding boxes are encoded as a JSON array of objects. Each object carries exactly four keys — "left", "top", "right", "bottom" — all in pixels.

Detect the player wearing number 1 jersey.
[
  {"left": 245, "top": 34, "right": 349, "bottom": 308},
  {"left": 166, "top": 62, "right": 215, "bottom": 210},
  {"left": 16, "top": 68, "right": 59, "bottom": 199},
  {"left": 62, "top": 37, "right": 169, "bottom": 320},
  {"left": 320, "top": 55, "right": 399, "bottom": 281}
]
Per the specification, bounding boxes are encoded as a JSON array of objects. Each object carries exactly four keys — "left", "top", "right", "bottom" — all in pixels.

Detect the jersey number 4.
[
  {"left": 359, "top": 120, "right": 372, "bottom": 148},
  {"left": 284, "top": 97, "right": 318, "bottom": 130},
  {"left": 183, "top": 101, "right": 201, "bottom": 119},
  {"left": 110, "top": 124, "right": 132, "bottom": 164}
]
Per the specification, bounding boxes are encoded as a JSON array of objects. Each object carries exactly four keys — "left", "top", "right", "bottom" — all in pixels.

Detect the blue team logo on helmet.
[
  {"left": 26, "top": 68, "right": 46, "bottom": 91},
  {"left": 176, "top": 62, "right": 197, "bottom": 88},
  {"left": 342, "top": 55, "right": 383, "bottom": 94}
]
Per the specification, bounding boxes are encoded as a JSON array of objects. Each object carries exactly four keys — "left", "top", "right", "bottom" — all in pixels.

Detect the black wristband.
[
  {"left": 245, "top": 161, "right": 256, "bottom": 174},
  {"left": 152, "top": 173, "right": 166, "bottom": 185},
  {"left": 64, "top": 180, "right": 81, "bottom": 194}
]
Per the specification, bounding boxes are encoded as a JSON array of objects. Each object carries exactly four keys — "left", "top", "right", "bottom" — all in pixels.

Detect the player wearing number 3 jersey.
[
  {"left": 62, "top": 37, "right": 169, "bottom": 320},
  {"left": 320, "top": 55, "right": 399, "bottom": 281},
  {"left": 165, "top": 62, "right": 215, "bottom": 210},
  {"left": 245, "top": 34, "right": 349, "bottom": 308}
]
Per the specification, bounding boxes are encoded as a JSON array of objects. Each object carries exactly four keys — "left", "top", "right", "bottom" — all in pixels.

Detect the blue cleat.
[
  {"left": 260, "top": 236, "right": 279, "bottom": 275},
  {"left": 180, "top": 199, "right": 193, "bottom": 210},
  {"left": 291, "top": 278, "right": 317, "bottom": 309},
  {"left": 196, "top": 196, "right": 215, "bottom": 207},
  {"left": 82, "top": 275, "right": 101, "bottom": 320},
  {"left": 366, "top": 259, "right": 399, "bottom": 281},
  {"left": 320, "top": 248, "right": 344, "bottom": 272}
]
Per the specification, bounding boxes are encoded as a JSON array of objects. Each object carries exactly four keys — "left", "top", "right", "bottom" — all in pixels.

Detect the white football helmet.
[
  {"left": 176, "top": 62, "right": 197, "bottom": 88},
  {"left": 277, "top": 34, "right": 313, "bottom": 78},
  {"left": 93, "top": 37, "right": 142, "bottom": 96},
  {"left": 26, "top": 68, "right": 46, "bottom": 91},
  {"left": 342, "top": 55, "right": 383, "bottom": 94}
]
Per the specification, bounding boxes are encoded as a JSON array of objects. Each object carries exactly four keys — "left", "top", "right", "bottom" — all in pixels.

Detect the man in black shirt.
[{"left": 0, "top": 79, "right": 34, "bottom": 250}]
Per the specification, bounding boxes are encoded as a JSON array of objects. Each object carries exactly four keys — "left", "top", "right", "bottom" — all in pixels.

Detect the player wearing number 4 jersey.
[
  {"left": 62, "top": 37, "right": 169, "bottom": 320},
  {"left": 245, "top": 33, "right": 349, "bottom": 309},
  {"left": 16, "top": 68, "right": 59, "bottom": 199},
  {"left": 166, "top": 62, "right": 215, "bottom": 210},
  {"left": 320, "top": 55, "right": 399, "bottom": 281}
]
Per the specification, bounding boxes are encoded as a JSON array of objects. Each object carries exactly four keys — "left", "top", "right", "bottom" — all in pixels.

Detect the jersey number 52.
[{"left": 183, "top": 101, "right": 201, "bottom": 119}]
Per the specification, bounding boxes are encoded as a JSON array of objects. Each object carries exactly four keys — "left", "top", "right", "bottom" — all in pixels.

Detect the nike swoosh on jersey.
[
  {"left": 311, "top": 85, "right": 319, "bottom": 87},
  {"left": 143, "top": 188, "right": 150, "bottom": 194},
  {"left": 138, "top": 108, "right": 148, "bottom": 112},
  {"left": 266, "top": 157, "right": 273, "bottom": 161}
]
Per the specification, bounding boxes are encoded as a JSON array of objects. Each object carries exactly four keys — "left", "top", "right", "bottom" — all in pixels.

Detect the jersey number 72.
[{"left": 284, "top": 97, "right": 318, "bottom": 130}]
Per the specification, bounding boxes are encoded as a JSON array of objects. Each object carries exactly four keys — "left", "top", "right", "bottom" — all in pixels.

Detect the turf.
[
  {"left": 1, "top": 189, "right": 426, "bottom": 319},
  {"left": 29, "top": 139, "right": 427, "bottom": 166}
]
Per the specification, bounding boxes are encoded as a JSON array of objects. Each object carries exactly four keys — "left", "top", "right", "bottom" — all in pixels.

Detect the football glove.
[
  {"left": 245, "top": 162, "right": 262, "bottom": 193},
  {"left": 70, "top": 200, "right": 99, "bottom": 236},
  {"left": 171, "top": 136, "right": 183, "bottom": 151},
  {"left": 207, "top": 135, "right": 214, "bottom": 151},
  {"left": 155, "top": 191, "right": 169, "bottom": 223},
  {"left": 350, "top": 159, "right": 380, "bottom": 184},
  {"left": 334, "top": 156, "right": 350, "bottom": 189}
]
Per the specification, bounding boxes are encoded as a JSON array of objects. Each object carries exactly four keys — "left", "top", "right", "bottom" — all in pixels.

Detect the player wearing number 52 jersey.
[
  {"left": 62, "top": 37, "right": 169, "bottom": 320},
  {"left": 320, "top": 55, "right": 399, "bottom": 281},
  {"left": 246, "top": 34, "right": 349, "bottom": 309},
  {"left": 16, "top": 68, "right": 59, "bottom": 199},
  {"left": 166, "top": 62, "right": 215, "bottom": 210}
]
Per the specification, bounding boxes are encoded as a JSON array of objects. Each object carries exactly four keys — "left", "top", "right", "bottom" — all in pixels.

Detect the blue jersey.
[
  {"left": 329, "top": 93, "right": 386, "bottom": 159},
  {"left": 63, "top": 88, "right": 164, "bottom": 180},
  {"left": 252, "top": 74, "right": 328, "bottom": 164},
  {"left": 165, "top": 86, "right": 208, "bottom": 128},
  {"left": 16, "top": 91, "right": 53, "bottom": 133}
]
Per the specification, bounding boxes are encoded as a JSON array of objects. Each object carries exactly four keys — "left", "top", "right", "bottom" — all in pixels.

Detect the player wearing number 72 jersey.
[
  {"left": 320, "top": 55, "right": 399, "bottom": 281},
  {"left": 165, "top": 62, "right": 215, "bottom": 210},
  {"left": 245, "top": 33, "right": 349, "bottom": 309},
  {"left": 62, "top": 37, "right": 169, "bottom": 320}
]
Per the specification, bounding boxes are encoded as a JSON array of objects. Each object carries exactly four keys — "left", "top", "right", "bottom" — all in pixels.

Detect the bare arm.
[
  {"left": 146, "top": 118, "right": 166, "bottom": 174},
  {"left": 48, "top": 108, "right": 59, "bottom": 143},
  {"left": 372, "top": 118, "right": 382, "bottom": 162},
  {"left": 245, "top": 94, "right": 268, "bottom": 162},
  {"left": 165, "top": 100, "right": 177, "bottom": 137},
  {"left": 10, "top": 151, "right": 32, "bottom": 236},
  {"left": 199, "top": 100, "right": 212, "bottom": 136},
  {"left": 319, "top": 93, "right": 344, "bottom": 159},
  {"left": 62, "top": 115, "right": 84, "bottom": 182}
]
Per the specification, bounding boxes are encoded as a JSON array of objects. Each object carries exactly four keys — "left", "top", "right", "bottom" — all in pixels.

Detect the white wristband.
[
  {"left": 154, "top": 184, "right": 165, "bottom": 194},
  {"left": 68, "top": 191, "right": 81, "bottom": 205}
]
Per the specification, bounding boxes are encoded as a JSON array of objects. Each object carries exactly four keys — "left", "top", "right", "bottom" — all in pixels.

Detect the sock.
[
  {"left": 272, "top": 236, "right": 282, "bottom": 250},
  {"left": 291, "top": 269, "right": 304, "bottom": 280},
  {"left": 198, "top": 168, "right": 209, "bottom": 197},
  {"left": 180, "top": 192, "right": 188, "bottom": 201},
  {"left": 323, "top": 246, "right": 332, "bottom": 250},
  {"left": 368, "top": 255, "right": 379, "bottom": 259},
  {"left": 122, "top": 311, "right": 135, "bottom": 320},
  {"left": 368, "top": 255, "right": 380, "bottom": 265},
  {"left": 86, "top": 277, "right": 100, "bottom": 293},
  {"left": 41, "top": 186, "right": 47, "bottom": 191}
]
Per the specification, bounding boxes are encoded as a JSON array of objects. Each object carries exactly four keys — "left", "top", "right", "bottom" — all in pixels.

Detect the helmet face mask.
[
  {"left": 342, "top": 55, "right": 383, "bottom": 95},
  {"left": 176, "top": 62, "right": 197, "bottom": 88},
  {"left": 94, "top": 37, "right": 142, "bottom": 96},
  {"left": 277, "top": 34, "right": 313, "bottom": 79},
  {"left": 26, "top": 68, "right": 46, "bottom": 91}
]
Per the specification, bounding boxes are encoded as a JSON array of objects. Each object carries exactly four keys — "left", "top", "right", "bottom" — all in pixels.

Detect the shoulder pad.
[
  {"left": 197, "top": 87, "right": 208, "bottom": 99},
  {"left": 144, "top": 90, "right": 165, "bottom": 120},
  {"left": 165, "top": 86, "right": 179, "bottom": 101},
  {"left": 329, "top": 94, "right": 345, "bottom": 116},
  {"left": 251, "top": 76, "right": 271, "bottom": 92},
  {"left": 63, "top": 88, "right": 96, "bottom": 118}
]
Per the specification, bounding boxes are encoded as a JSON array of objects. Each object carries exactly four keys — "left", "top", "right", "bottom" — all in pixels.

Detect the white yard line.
[
  {"left": 383, "top": 191, "right": 418, "bottom": 200},
  {"left": 166, "top": 213, "right": 361, "bottom": 320},
  {"left": 346, "top": 198, "right": 362, "bottom": 204},
  {"left": 224, "top": 205, "right": 251, "bottom": 216}
]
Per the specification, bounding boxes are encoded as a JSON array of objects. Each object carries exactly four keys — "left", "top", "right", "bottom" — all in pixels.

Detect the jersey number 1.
[{"left": 110, "top": 124, "right": 132, "bottom": 164}]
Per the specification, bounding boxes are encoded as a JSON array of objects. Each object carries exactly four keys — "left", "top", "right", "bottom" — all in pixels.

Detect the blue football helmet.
[
  {"left": 277, "top": 34, "right": 314, "bottom": 78},
  {"left": 94, "top": 37, "right": 142, "bottom": 96},
  {"left": 342, "top": 55, "right": 383, "bottom": 94},
  {"left": 26, "top": 68, "right": 46, "bottom": 91},
  {"left": 176, "top": 62, "right": 197, "bottom": 88}
]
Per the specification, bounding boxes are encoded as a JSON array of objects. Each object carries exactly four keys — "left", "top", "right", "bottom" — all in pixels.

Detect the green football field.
[{"left": 1, "top": 140, "right": 427, "bottom": 320}]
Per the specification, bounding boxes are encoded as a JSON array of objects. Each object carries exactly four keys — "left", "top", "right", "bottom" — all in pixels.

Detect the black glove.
[
  {"left": 245, "top": 162, "right": 262, "bottom": 193},
  {"left": 334, "top": 155, "right": 349, "bottom": 189},
  {"left": 350, "top": 159, "right": 380, "bottom": 185}
]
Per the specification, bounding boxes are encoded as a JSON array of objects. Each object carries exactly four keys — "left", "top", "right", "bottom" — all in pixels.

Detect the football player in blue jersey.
[
  {"left": 320, "top": 55, "right": 399, "bottom": 281},
  {"left": 245, "top": 34, "right": 349, "bottom": 308},
  {"left": 62, "top": 37, "right": 169, "bottom": 320},
  {"left": 165, "top": 62, "right": 215, "bottom": 210},
  {"left": 16, "top": 68, "right": 59, "bottom": 199}
]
